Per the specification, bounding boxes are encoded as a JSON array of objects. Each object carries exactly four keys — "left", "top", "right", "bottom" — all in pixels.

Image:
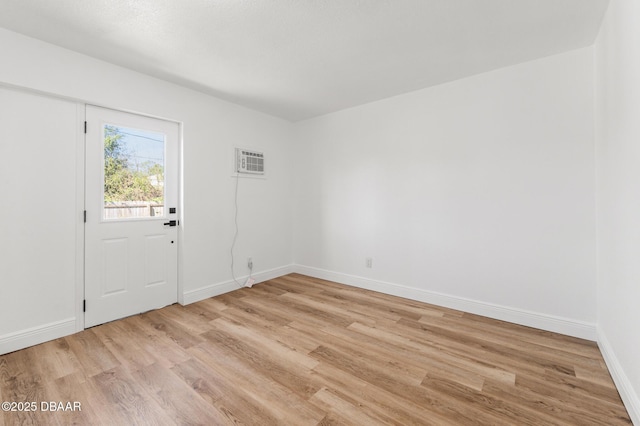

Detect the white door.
[{"left": 85, "top": 105, "right": 179, "bottom": 328}]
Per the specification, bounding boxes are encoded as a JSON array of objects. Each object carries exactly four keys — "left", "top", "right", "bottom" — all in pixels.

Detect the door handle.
[{"left": 164, "top": 220, "right": 178, "bottom": 227}]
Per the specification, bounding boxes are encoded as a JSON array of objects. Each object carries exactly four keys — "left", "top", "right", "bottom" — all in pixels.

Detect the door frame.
[
  {"left": 74, "top": 103, "right": 86, "bottom": 332},
  {"left": 76, "top": 104, "right": 183, "bottom": 331}
]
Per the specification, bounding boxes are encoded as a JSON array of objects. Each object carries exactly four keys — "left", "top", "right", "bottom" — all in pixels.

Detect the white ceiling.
[{"left": 0, "top": 0, "right": 608, "bottom": 121}]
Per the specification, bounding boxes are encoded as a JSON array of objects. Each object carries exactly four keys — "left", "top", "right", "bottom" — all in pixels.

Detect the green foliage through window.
[{"left": 104, "top": 125, "right": 164, "bottom": 204}]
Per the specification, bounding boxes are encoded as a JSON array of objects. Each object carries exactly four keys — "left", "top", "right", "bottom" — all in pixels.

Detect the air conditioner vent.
[{"left": 235, "top": 148, "right": 264, "bottom": 175}]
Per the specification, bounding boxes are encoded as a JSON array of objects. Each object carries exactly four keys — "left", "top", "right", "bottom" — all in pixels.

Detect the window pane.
[{"left": 103, "top": 124, "right": 165, "bottom": 220}]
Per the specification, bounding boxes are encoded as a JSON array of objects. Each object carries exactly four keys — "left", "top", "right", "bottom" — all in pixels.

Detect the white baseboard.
[
  {"left": 293, "top": 265, "right": 597, "bottom": 341},
  {"left": 0, "top": 318, "right": 77, "bottom": 355},
  {"left": 597, "top": 328, "right": 640, "bottom": 425},
  {"left": 182, "top": 264, "right": 295, "bottom": 305}
]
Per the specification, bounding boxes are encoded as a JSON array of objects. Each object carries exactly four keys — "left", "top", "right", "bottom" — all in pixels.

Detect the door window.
[{"left": 102, "top": 124, "right": 166, "bottom": 220}]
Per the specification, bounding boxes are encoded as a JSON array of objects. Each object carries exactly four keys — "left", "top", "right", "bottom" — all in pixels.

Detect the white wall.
[
  {"left": 0, "top": 88, "right": 81, "bottom": 351},
  {"left": 293, "top": 47, "right": 598, "bottom": 338},
  {"left": 0, "top": 27, "right": 294, "bottom": 353},
  {"left": 595, "top": 1, "right": 640, "bottom": 423}
]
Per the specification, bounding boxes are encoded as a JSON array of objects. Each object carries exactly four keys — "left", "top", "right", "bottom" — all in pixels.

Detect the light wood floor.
[{"left": 0, "top": 274, "right": 631, "bottom": 425}]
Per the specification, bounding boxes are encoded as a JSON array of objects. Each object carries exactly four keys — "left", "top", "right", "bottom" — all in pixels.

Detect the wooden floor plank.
[
  {"left": 0, "top": 274, "right": 632, "bottom": 425},
  {"left": 43, "top": 372, "right": 101, "bottom": 426},
  {"left": 132, "top": 362, "right": 232, "bottom": 425},
  {"left": 188, "top": 342, "right": 326, "bottom": 425},
  {"left": 308, "top": 386, "right": 396, "bottom": 425},
  {"left": 348, "top": 321, "right": 517, "bottom": 385},
  {"left": 90, "top": 321, "right": 157, "bottom": 373},
  {"left": 311, "top": 362, "right": 456, "bottom": 426},
  {"left": 90, "top": 365, "right": 174, "bottom": 424},
  {"left": 0, "top": 348, "right": 49, "bottom": 426},
  {"left": 199, "top": 325, "right": 324, "bottom": 399},
  {"left": 64, "top": 330, "right": 119, "bottom": 378},
  {"left": 117, "top": 315, "right": 193, "bottom": 369}
]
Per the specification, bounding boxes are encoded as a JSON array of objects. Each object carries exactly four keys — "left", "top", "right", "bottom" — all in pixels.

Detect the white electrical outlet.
[{"left": 366, "top": 257, "right": 373, "bottom": 268}]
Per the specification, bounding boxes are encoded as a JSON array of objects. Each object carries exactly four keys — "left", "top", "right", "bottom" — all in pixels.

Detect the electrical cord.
[{"left": 230, "top": 171, "right": 242, "bottom": 286}]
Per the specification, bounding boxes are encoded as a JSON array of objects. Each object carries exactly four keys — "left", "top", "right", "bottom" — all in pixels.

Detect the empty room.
[{"left": 0, "top": 0, "right": 638, "bottom": 424}]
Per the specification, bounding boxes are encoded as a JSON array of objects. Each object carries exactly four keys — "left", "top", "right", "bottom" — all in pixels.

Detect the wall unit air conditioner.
[{"left": 235, "top": 148, "right": 265, "bottom": 175}]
